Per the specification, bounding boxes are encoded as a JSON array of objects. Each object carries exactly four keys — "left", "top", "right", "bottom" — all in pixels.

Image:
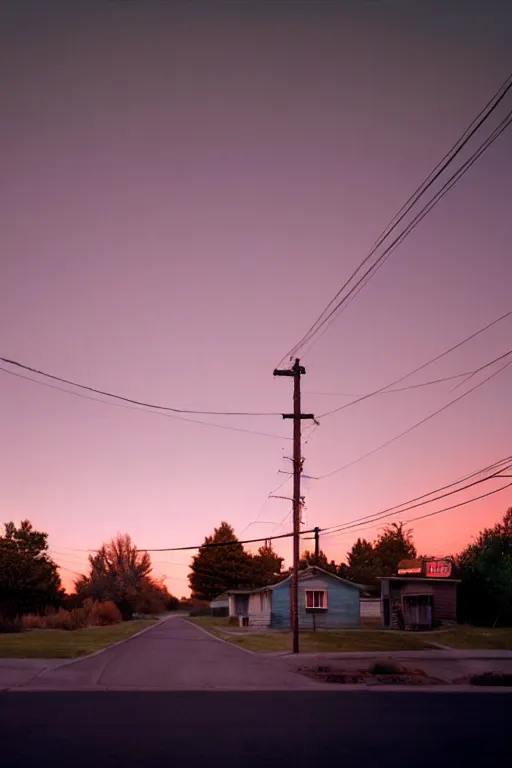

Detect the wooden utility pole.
[
  {"left": 273, "top": 358, "right": 314, "bottom": 654},
  {"left": 313, "top": 526, "right": 320, "bottom": 562}
]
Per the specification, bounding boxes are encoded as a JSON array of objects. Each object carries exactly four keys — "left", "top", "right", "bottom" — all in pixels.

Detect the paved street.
[
  {"left": 1, "top": 690, "right": 510, "bottom": 767},
  {"left": 10, "top": 617, "right": 319, "bottom": 690}
]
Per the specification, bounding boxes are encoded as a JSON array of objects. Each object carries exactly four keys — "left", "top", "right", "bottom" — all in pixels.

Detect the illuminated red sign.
[{"left": 425, "top": 559, "right": 452, "bottom": 578}]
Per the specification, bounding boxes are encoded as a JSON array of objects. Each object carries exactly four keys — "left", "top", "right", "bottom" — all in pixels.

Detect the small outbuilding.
[
  {"left": 380, "top": 558, "right": 460, "bottom": 631},
  {"left": 223, "top": 566, "right": 363, "bottom": 629},
  {"left": 210, "top": 592, "right": 229, "bottom": 617}
]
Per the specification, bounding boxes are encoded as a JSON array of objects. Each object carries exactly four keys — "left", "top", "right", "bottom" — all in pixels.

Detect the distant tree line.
[
  {"left": 2, "top": 507, "right": 511, "bottom": 628},
  {"left": 188, "top": 520, "right": 417, "bottom": 601}
]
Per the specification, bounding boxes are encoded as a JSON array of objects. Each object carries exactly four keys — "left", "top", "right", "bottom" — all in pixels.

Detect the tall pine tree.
[{"left": 189, "top": 522, "right": 254, "bottom": 601}]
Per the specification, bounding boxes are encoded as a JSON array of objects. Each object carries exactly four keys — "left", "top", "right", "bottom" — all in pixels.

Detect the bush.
[
  {"left": 45, "top": 608, "right": 76, "bottom": 631},
  {"left": 0, "top": 615, "right": 22, "bottom": 634},
  {"left": 368, "top": 661, "right": 404, "bottom": 676},
  {"left": 20, "top": 600, "right": 123, "bottom": 631},
  {"left": 91, "top": 600, "right": 122, "bottom": 626},
  {"left": 21, "top": 613, "right": 45, "bottom": 630}
]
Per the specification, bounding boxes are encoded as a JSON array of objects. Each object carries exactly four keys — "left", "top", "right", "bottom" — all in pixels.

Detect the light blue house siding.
[{"left": 270, "top": 569, "right": 361, "bottom": 629}]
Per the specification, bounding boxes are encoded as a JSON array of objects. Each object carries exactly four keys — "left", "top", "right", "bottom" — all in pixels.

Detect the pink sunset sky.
[{"left": 1, "top": 1, "right": 511, "bottom": 595}]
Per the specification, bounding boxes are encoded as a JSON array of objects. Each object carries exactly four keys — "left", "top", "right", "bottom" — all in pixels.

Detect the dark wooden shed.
[{"left": 380, "top": 575, "right": 459, "bottom": 631}]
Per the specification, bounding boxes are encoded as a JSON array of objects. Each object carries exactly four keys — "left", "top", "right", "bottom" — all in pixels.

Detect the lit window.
[{"left": 305, "top": 590, "right": 327, "bottom": 610}]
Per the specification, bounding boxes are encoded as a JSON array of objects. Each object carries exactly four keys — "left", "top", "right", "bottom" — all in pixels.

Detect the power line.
[
  {"left": 0, "top": 356, "right": 281, "bottom": 417},
  {"left": 304, "top": 371, "right": 475, "bottom": 397},
  {"left": 0, "top": 365, "right": 290, "bottom": 441},
  {"left": 135, "top": 527, "right": 316, "bottom": 553},
  {"left": 322, "top": 460, "right": 512, "bottom": 536},
  {"left": 324, "top": 480, "right": 512, "bottom": 545},
  {"left": 400, "top": 481, "right": 512, "bottom": 527},
  {"left": 320, "top": 454, "right": 512, "bottom": 534},
  {"left": 317, "top": 310, "right": 512, "bottom": 419},
  {"left": 238, "top": 475, "right": 292, "bottom": 536},
  {"left": 317, "top": 351, "right": 512, "bottom": 479},
  {"left": 301, "top": 107, "right": 512, "bottom": 360},
  {"left": 277, "top": 72, "right": 512, "bottom": 364}
]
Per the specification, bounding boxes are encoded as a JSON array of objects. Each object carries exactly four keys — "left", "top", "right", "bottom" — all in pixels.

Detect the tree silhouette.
[{"left": 0, "top": 520, "right": 63, "bottom": 618}]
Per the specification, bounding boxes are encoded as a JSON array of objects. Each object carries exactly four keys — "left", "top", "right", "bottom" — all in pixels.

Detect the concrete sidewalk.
[{"left": 280, "top": 648, "right": 512, "bottom": 684}]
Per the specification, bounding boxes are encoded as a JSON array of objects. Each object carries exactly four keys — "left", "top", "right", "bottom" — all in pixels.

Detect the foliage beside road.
[{"left": 0, "top": 620, "right": 156, "bottom": 658}]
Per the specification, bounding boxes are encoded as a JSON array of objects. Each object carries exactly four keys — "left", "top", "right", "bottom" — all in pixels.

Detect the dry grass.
[
  {"left": 0, "top": 620, "right": 155, "bottom": 658},
  {"left": 186, "top": 617, "right": 433, "bottom": 653},
  {"left": 21, "top": 600, "right": 122, "bottom": 632},
  {"left": 431, "top": 626, "right": 512, "bottom": 650}
]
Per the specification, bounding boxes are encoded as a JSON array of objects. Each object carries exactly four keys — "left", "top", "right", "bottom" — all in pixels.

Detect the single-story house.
[
  {"left": 210, "top": 592, "right": 229, "bottom": 617},
  {"left": 380, "top": 558, "right": 460, "bottom": 631},
  {"left": 223, "top": 566, "right": 363, "bottom": 629}
]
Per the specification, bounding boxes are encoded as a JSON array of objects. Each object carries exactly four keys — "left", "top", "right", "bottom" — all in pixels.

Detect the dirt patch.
[{"left": 298, "top": 663, "right": 442, "bottom": 686}]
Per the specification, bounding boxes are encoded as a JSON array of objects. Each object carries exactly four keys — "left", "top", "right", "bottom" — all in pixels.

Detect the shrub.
[
  {"left": 0, "top": 615, "right": 22, "bottom": 634},
  {"left": 91, "top": 600, "right": 122, "bottom": 626},
  {"left": 368, "top": 661, "right": 404, "bottom": 676},
  {"left": 21, "top": 613, "right": 45, "bottom": 630},
  {"left": 69, "top": 607, "right": 89, "bottom": 629},
  {"left": 45, "top": 608, "right": 75, "bottom": 631}
]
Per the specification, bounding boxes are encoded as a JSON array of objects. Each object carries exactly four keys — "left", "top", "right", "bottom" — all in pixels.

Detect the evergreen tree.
[
  {"left": 189, "top": 522, "right": 254, "bottom": 601},
  {"left": 457, "top": 507, "right": 512, "bottom": 626},
  {"left": 0, "top": 520, "right": 63, "bottom": 618}
]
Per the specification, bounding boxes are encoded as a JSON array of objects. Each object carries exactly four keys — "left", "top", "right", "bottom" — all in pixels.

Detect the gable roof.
[
  {"left": 223, "top": 567, "right": 365, "bottom": 596},
  {"left": 249, "top": 566, "right": 364, "bottom": 593}
]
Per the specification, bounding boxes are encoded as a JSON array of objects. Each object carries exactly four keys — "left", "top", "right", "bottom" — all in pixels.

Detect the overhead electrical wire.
[
  {"left": 320, "top": 454, "right": 512, "bottom": 534},
  {"left": 322, "top": 460, "right": 512, "bottom": 537},
  {"left": 238, "top": 474, "right": 292, "bottom": 537},
  {"left": 0, "top": 365, "right": 290, "bottom": 441},
  {"left": 0, "top": 356, "right": 281, "bottom": 417},
  {"left": 316, "top": 314, "right": 511, "bottom": 418},
  {"left": 317, "top": 351, "right": 512, "bottom": 479},
  {"left": 301, "top": 107, "right": 512, "bottom": 359},
  {"left": 386, "top": 481, "right": 512, "bottom": 529},
  {"left": 277, "top": 72, "right": 512, "bottom": 365},
  {"left": 323, "top": 481, "right": 512, "bottom": 545},
  {"left": 135, "top": 527, "right": 317, "bottom": 553},
  {"left": 305, "top": 371, "right": 478, "bottom": 397}
]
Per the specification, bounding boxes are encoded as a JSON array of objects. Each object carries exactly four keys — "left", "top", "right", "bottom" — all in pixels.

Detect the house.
[
  {"left": 223, "top": 566, "right": 363, "bottom": 629},
  {"left": 380, "top": 558, "right": 460, "bottom": 631},
  {"left": 210, "top": 592, "right": 229, "bottom": 617}
]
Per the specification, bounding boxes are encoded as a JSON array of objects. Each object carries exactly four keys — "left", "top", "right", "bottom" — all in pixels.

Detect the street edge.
[
  {"left": 183, "top": 617, "right": 257, "bottom": 655},
  {"left": 6, "top": 683, "right": 512, "bottom": 694},
  {"left": 28, "top": 616, "right": 168, "bottom": 680}
]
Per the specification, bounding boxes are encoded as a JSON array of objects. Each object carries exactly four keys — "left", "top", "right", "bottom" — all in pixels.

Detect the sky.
[{"left": 1, "top": 0, "right": 512, "bottom": 594}]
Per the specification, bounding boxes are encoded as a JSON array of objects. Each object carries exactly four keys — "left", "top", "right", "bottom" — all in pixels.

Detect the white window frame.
[{"left": 305, "top": 589, "right": 328, "bottom": 610}]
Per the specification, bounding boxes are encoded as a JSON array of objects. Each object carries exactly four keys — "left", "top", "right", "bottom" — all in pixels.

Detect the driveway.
[{"left": 10, "top": 617, "right": 319, "bottom": 691}]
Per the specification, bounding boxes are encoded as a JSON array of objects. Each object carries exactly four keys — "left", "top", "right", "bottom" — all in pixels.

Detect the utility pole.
[
  {"left": 313, "top": 526, "right": 320, "bottom": 563},
  {"left": 273, "top": 358, "right": 314, "bottom": 654}
]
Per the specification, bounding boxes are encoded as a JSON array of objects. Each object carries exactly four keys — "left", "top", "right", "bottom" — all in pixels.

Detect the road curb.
[
  {"left": 29, "top": 617, "right": 169, "bottom": 682},
  {"left": 183, "top": 618, "right": 258, "bottom": 656}
]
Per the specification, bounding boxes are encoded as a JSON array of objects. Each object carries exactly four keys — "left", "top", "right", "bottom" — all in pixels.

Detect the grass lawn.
[
  {"left": 0, "top": 620, "right": 156, "bottom": 659},
  {"left": 186, "top": 617, "right": 433, "bottom": 652},
  {"left": 430, "top": 626, "right": 512, "bottom": 650}
]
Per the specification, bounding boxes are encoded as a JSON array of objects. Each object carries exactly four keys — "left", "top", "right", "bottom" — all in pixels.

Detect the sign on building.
[
  {"left": 425, "top": 558, "right": 452, "bottom": 578},
  {"left": 397, "top": 559, "right": 423, "bottom": 576}
]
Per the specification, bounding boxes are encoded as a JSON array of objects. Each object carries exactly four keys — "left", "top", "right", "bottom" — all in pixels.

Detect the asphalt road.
[
  {"left": 27, "top": 617, "right": 318, "bottom": 690},
  {"left": 1, "top": 691, "right": 509, "bottom": 767}
]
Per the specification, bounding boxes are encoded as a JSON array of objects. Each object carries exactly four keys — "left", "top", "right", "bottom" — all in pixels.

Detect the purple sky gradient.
[{"left": 1, "top": 1, "right": 512, "bottom": 593}]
